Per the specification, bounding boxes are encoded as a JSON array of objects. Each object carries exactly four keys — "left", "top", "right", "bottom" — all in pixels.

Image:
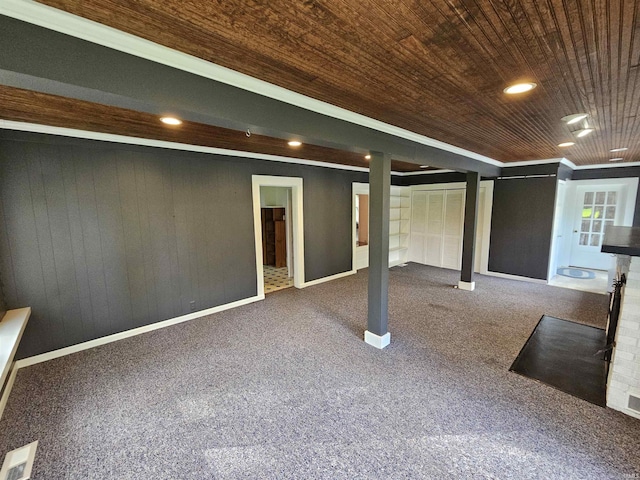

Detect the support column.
[
  {"left": 365, "top": 152, "right": 391, "bottom": 349},
  {"left": 459, "top": 171, "right": 480, "bottom": 291}
]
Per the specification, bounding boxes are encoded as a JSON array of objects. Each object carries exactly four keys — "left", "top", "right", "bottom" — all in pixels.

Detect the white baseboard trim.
[
  {"left": 364, "top": 330, "right": 391, "bottom": 349},
  {"left": 457, "top": 280, "right": 476, "bottom": 291},
  {"left": 14, "top": 294, "right": 263, "bottom": 370},
  {"left": 301, "top": 270, "right": 356, "bottom": 288},
  {"left": 484, "top": 271, "right": 548, "bottom": 285}
]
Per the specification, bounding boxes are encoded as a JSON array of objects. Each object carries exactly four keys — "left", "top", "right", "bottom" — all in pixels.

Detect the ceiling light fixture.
[
  {"left": 160, "top": 116, "right": 182, "bottom": 125},
  {"left": 288, "top": 140, "right": 302, "bottom": 147},
  {"left": 609, "top": 157, "right": 624, "bottom": 162},
  {"left": 365, "top": 154, "right": 371, "bottom": 160},
  {"left": 558, "top": 142, "right": 575, "bottom": 147},
  {"left": 561, "top": 113, "right": 589, "bottom": 125},
  {"left": 610, "top": 147, "right": 628, "bottom": 152},
  {"left": 575, "top": 128, "right": 595, "bottom": 138},
  {"left": 503, "top": 82, "right": 537, "bottom": 94}
]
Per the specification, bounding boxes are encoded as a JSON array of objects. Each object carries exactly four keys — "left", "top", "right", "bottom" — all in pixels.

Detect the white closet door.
[
  {"left": 425, "top": 191, "right": 445, "bottom": 266},
  {"left": 409, "top": 191, "right": 428, "bottom": 263},
  {"left": 442, "top": 190, "right": 464, "bottom": 269}
]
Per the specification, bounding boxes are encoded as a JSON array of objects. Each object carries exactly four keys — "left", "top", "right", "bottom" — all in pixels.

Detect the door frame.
[
  {"left": 557, "top": 177, "right": 638, "bottom": 271},
  {"left": 352, "top": 182, "right": 370, "bottom": 271},
  {"left": 252, "top": 175, "right": 304, "bottom": 297},
  {"left": 409, "top": 181, "right": 494, "bottom": 274}
]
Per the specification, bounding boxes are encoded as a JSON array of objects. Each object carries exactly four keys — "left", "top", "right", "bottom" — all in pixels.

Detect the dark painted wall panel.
[
  {"left": 499, "top": 163, "right": 560, "bottom": 177},
  {"left": 572, "top": 167, "right": 640, "bottom": 227},
  {"left": 399, "top": 172, "right": 466, "bottom": 186},
  {"left": 488, "top": 177, "right": 557, "bottom": 280},
  {"left": 0, "top": 131, "right": 366, "bottom": 358}
]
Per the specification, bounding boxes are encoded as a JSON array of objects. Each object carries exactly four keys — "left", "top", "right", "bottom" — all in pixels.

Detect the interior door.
[
  {"left": 408, "top": 191, "right": 428, "bottom": 263},
  {"left": 442, "top": 190, "right": 464, "bottom": 269},
  {"left": 424, "top": 191, "right": 445, "bottom": 266},
  {"left": 570, "top": 186, "right": 624, "bottom": 270}
]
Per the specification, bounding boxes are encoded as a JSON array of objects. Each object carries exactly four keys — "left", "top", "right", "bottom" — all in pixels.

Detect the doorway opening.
[
  {"left": 252, "top": 176, "right": 304, "bottom": 298},
  {"left": 261, "top": 186, "right": 293, "bottom": 293},
  {"left": 549, "top": 177, "right": 638, "bottom": 294}
]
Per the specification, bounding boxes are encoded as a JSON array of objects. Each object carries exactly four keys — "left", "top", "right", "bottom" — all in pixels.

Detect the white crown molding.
[
  {"left": 573, "top": 161, "right": 640, "bottom": 170},
  {"left": 560, "top": 158, "right": 578, "bottom": 169},
  {"left": 0, "top": 0, "right": 503, "bottom": 169}
]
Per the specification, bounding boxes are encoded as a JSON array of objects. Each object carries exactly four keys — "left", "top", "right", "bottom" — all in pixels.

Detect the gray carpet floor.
[{"left": 1, "top": 263, "right": 639, "bottom": 479}]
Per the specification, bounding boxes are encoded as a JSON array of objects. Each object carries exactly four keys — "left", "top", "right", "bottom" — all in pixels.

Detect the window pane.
[
  {"left": 580, "top": 233, "right": 589, "bottom": 245},
  {"left": 584, "top": 192, "right": 594, "bottom": 204},
  {"left": 593, "top": 220, "right": 602, "bottom": 232},
  {"left": 581, "top": 220, "right": 590, "bottom": 232},
  {"left": 590, "top": 234, "right": 601, "bottom": 246},
  {"left": 605, "top": 220, "right": 614, "bottom": 229},
  {"left": 595, "top": 192, "right": 606, "bottom": 204},
  {"left": 594, "top": 206, "right": 604, "bottom": 219},
  {"left": 605, "top": 206, "right": 616, "bottom": 220},
  {"left": 607, "top": 191, "right": 617, "bottom": 205},
  {"left": 582, "top": 207, "right": 593, "bottom": 219}
]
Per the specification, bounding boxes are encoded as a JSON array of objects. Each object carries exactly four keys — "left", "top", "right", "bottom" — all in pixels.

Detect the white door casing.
[
  {"left": 252, "top": 175, "right": 304, "bottom": 297},
  {"left": 558, "top": 178, "right": 638, "bottom": 271}
]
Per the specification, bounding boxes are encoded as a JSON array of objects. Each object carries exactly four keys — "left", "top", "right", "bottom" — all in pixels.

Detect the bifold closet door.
[
  {"left": 424, "top": 191, "right": 445, "bottom": 265},
  {"left": 409, "top": 189, "right": 464, "bottom": 269},
  {"left": 408, "top": 191, "right": 427, "bottom": 264},
  {"left": 441, "top": 190, "right": 464, "bottom": 270}
]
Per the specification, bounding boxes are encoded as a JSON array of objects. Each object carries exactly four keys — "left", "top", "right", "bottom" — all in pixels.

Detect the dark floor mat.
[{"left": 510, "top": 315, "right": 608, "bottom": 407}]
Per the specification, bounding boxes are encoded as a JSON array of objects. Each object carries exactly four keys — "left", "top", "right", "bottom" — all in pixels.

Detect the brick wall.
[{"left": 607, "top": 256, "right": 640, "bottom": 418}]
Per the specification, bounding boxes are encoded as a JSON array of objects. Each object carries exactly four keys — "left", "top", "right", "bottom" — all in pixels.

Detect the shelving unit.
[{"left": 389, "top": 186, "right": 411, "bottom": 267}]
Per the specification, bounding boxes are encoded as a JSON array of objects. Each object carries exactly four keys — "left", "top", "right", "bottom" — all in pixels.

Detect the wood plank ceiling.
[{"left": 21, "top": 0, "right": 640, "bottom": 166}]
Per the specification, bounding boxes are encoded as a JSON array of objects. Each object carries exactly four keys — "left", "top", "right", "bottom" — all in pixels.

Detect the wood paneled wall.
[{"left": 0, "top": 131, "right": 365, "bottom": 358}]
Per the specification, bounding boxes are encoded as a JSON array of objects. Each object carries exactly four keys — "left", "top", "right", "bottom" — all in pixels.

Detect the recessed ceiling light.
[
  {"left": 558, "top": 142, "right": 575, "bottom": 147},
  {"left": 420, "top": 165, "right": 430, "bottom": 168},
  {"left": 609, "top": 157, "right": 624, "bottom": 162},
  {"left": 575, "top": 128, "right": 595, "bottom": 138},
  {"left": 561, "top": 113, "right": 589, "bottom": 124},
  {"left": 288, "top": 140, "right": 302, "bottom": 147},
  {"left": 610, "top": 147, "right": 628, "bottom": 152},
  {"left": 160, "top": 116, "right": 182, "bottom": 125},
  {"left": 365, "top": 154, "right": 371, "bottom": 160},
  {"left": 503, "top": 82, "right": 537, "bottom": 94}
]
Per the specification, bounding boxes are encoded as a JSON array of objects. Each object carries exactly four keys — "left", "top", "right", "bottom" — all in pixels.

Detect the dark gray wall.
[
  {"left": 572, "top": 166, "right": 640, "bottom": 227},
  {"left": 398, "top": 172, "right": 466, "bottom": 186},
  {"left": 488, "top": 176, "right": 557, "bottom": 280},
  {"left": 0, "top": 279, "right": 6, "bottom": 321},
  {"left": 0, "top": 131, "right": 366, "bottom": 358}
]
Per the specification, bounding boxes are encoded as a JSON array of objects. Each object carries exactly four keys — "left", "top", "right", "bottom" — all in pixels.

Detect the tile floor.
[
  {"left": 548, "top": 268, "right": 610, "bottom": 295},
  {"left": 263, "top": 265, "right": 294, "bottom": 293}
]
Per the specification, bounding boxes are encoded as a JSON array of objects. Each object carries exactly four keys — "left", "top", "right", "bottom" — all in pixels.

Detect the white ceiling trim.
[
  {"left": 573, "top": 161, "right": 640, "bottom": 170},
  {"left": 0, "top": 0, "right": 503, "bottom": 169}
]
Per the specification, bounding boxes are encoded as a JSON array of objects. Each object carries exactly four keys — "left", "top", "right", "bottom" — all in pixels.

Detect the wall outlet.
[{"left": 189, "top": 301, "right": 196, "bottom": 312}]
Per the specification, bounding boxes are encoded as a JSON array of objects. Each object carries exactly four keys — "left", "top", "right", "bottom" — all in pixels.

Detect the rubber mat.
[{"left": 510, "top": 315, "right": 608, "bottom": 407}]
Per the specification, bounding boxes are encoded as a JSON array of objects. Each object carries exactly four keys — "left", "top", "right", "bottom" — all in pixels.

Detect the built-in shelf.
[{"left": 389, "top": 186, "right": 411, "bottom": 266}]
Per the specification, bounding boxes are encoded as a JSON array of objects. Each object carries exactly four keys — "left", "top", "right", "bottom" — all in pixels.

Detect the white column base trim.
[
  {"left": 457, "top": 280, "right": 476, "bottom": 291},
  {"left": 364, "top": 330, "right": 391, "bottom": 349}
]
